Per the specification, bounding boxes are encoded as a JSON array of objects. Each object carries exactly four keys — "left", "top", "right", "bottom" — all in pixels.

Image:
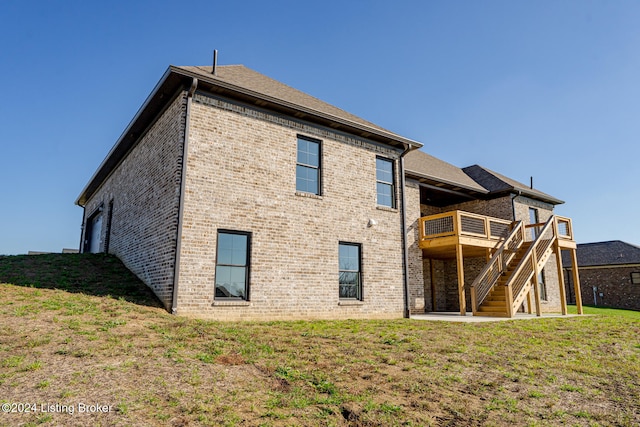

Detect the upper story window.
[
  {"left": 376, "top": 157, "right": 395, "bottom": 208},
  {"left": 296, "top": 136, "right": 321, "bottom": 195},
  {"left": 339, "top": 242, "right": 362, "bottom": 300},
  {"left": 529, "top": 207, "right": 540, "bottom": 239},
  {"left": 215, "top": 230, "right": 251, "bottom": 300},
  {"left": 631, "top": 272, "right": 640, "bottom": 285}
]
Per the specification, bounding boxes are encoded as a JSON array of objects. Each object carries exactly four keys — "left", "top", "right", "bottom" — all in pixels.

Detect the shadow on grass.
[{"left": 0, "top": 253, "right": 164, "bottom": 308}]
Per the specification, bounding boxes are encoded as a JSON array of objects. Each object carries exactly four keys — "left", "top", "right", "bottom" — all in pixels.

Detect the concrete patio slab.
[{"left": 410, "top": 312, "right": 581, "bottom": 322}]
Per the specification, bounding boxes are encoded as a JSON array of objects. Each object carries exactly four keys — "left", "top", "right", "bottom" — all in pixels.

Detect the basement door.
[{"left": 88, "top": 213, "right": 103, "bottom": 253}]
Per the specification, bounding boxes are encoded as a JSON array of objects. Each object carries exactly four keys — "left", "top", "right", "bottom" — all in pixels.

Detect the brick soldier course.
[{"left": 77, "top": 62, "right": 575, "bottom": 320}]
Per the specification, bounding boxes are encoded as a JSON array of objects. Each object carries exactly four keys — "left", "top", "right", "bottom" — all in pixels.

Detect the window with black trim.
[
  {"left": 296, "top": 136, "right": 321, "bottom": 195},
  {"left": 631, "top": 272, "right": 640, "bottom": 285},
  {"left": 529, "top": 207, "right": 540, "bottom": 240},
  {"left": 339, "top": 242, "right": 362, "bottom": 300},
  {"left": 215, "top": 230, "right": 251, "bottom": 300},
  {"left": 376, "top": 157, "right": 395, "bottom": 208},
  {"left": 537, "top": 271, "right": 548, "bottom": 301}
]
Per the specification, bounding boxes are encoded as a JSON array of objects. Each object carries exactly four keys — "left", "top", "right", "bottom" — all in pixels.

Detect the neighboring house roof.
[
  {"left": 404, "top": 150, "right": 488, "bottom": 194},
  {"left": 462, "top": 165, "right": 564, "bottom": 205},
  {"left": 76, "top": 64, "right": 421, "bottom": 206},
  {"left": 562, "top": 241, "right": 640, "bottom": 268}
]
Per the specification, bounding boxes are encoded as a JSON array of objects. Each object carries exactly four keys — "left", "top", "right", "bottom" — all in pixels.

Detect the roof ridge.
[{"left": 472, "top": 165, "right": 521, "bottom": 190}]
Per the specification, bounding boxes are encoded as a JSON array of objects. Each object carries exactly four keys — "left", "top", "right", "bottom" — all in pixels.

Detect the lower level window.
[
  {"left": 339, "top": 242, "right": 362, "bottom": 300},
  {"left": 215, "top": 230, "right": 251, "bottom": 300},
  {"left": 537, "top": 271, "right": 547, "bottom": 301}
]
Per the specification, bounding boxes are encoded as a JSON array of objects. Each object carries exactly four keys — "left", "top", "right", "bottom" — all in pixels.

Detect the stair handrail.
[
  {"left": 470, "top": 220, "right": 524, "bottom": 311},
  {"left": 503, "top": 216, "right": 558, "bottom": 313}
]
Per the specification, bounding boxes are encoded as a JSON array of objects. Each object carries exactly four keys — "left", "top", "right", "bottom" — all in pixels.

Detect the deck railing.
[
  {"left": 555, "top": 216, "right": 574, "bottom": 241},
  {"left": 419, "top": 211, "right": 512, "bottom": 244},
  {"left": 470, "top": 220, "right": 524, "bottom": 312},
  {"left": 505, "top": 216, "right": 560, "bottom": 315}
]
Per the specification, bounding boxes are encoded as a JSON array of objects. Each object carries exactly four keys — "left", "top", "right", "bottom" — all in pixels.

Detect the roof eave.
[
  {"left": 405, "top": 169, "right": 489, "bottom": 195},
  {"left": 76, "top": 67, "right": 192, "bottom": 206},
  {"left": 491, "top": 188, "right": 564, "bottom": 205}
]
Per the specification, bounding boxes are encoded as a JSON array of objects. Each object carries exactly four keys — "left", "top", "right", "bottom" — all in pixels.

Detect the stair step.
[
  {"left": 474, "top": 311, "right": 511, "bottom": 318},
  {"left": 478, "top": 306, "right": 508, "bottom": 314},
  {"left": 483, "top": 300, "right": 506, "bottom": 307}
]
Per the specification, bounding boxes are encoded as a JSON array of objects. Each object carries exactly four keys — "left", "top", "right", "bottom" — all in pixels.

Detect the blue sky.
[{"left": 1, "top": 0, "right": 639, "bottom": 255}]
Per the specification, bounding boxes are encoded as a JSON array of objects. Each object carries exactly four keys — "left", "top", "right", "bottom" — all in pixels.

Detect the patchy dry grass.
[{"left": 0, "top": 254, "right": 638, "bottom": 426}]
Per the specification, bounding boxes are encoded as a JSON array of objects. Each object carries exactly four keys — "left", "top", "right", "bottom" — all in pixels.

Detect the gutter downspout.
[
  {"left": 399, "top": 143, "right": 419, "bottom": 318},
  {"left": 171, "top": 77, "right": 198, "bottom": 314},
  {"left": 79, "top": 207, "right": 86, "bottom": 253},
  {"left": 511, "top": 190, "right": 522, "bottom": 221}
]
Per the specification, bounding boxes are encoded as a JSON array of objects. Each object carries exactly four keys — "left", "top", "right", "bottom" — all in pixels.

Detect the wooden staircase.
[
  {"left": 476, "top": 246, "right": 528, "bottom": 316},
  {"left": 471, "top": 216, "right": 561, "bottom": 317}
]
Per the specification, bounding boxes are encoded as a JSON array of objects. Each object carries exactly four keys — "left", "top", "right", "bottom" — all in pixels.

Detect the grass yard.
[{"left": 0, "top": 254, "right": 639, "bottom": 426}]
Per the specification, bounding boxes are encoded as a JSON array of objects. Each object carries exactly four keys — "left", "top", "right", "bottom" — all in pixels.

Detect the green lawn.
[
  {"left": 0, "top": 254, "right": 638, "bottom": 426},
  {"left": 568, "top": 304, "right": 640, "bottom": 319}
]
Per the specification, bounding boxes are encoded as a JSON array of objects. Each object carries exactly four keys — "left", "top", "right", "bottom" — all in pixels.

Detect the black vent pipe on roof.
[{"left": 212, "top": 50, "right": 218, "bottom": 75}]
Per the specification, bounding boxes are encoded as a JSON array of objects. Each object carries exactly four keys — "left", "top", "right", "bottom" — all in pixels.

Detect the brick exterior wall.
[
  {"left": 405, "top": 179, "right": 425, "bottom": 314},
  {"left": 437, "top": 196, "right": 515, "bottom": 221},
  {"left": 173, "top": 93, "right": 406, "bottom": 320},
  {"left": 81, "top": 92, "right": 187, "bottom": 309},
  {"left": 564, "top": 266, "right": 640, "bottom": 311}
]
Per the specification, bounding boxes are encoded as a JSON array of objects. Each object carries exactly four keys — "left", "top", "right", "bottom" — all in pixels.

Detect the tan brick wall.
[
  {"left": 441, "top": 196, "right": 515, "bottom": 221},
  {"left": 82, "top": 92, "right": 187, "bottom": 308},
  {"left": 174, "top": 93, "right": 406, "bottom": 320},
  {"left": 405, "top": 179, "right": 425, "bottom": 313}
]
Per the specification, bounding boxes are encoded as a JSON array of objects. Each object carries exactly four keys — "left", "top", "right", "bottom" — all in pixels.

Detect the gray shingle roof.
[
  {"left": 174, "top": 65, "right": 421, "bottom": 148},
  {"left": 462, "top": 165, "right": 564, "bottom": 205},
  {"left": 404, "top": 150, "right": 488, "bottom": 193},
  {"left": 562, "top": 241, "right": 640, "bottom": 267}
]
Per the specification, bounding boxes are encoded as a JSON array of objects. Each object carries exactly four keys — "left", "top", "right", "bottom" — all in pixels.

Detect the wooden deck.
[{"left": 418, "top": 211, "right": 583, "bottom": 317}]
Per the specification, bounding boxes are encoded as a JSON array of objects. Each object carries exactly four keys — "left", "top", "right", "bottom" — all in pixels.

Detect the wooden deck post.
[
  {"left": 570, "top": 248, "right": 583, "bottom": 315},
  {"left": 526, "top": 290, "right": 533, "bottom": 314},
  {"left": 505, "top": 285, "right": 514, "bottom": 318},
  {"left": 470, "top": 286, "right": 477, "bottom": 315},
  {"left": 429, "top": 258, "right": 437, "bottom": 312},
  {"left": 531, "top": 253, "right": 542, "bottom": 317},
  {"left": 554, "top": 245, "right": 568, "bottom": 315},
  {"left": 456, "top": 243, "right": 466, "bottom": 315}
]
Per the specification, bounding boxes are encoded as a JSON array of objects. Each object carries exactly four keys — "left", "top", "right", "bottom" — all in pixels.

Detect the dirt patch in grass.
[{"left": 0, "top": 255, "right": 639, "bottom": 425}]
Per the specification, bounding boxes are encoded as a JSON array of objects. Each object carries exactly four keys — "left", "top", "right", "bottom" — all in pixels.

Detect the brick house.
[
  {"left": 77, "top": 63, "right": 582, "bottom": 320},
  {"left": 562, "top": 241, "right": 640, "bottom": 311}
]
